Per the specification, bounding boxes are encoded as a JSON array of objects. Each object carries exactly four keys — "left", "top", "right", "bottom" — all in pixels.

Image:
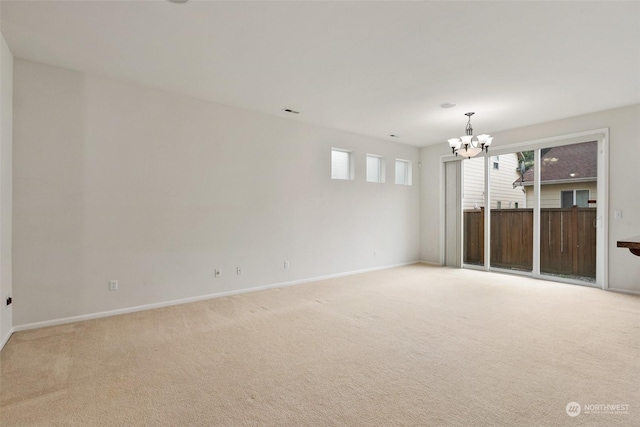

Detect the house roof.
[{"left": 517, "top": 141, "right": 597, "bottom": 186}]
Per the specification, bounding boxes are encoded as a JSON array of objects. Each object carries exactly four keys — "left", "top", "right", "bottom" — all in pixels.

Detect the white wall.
[
  {"left": 0, "top": 34, "right": 13, "bottom": 347},
  {"left": 420, "top": 103, "right": 640, "bottom": 293},
  {"left": 462, "top": 156, "right": 485, "bottom": 210},
  {"left": 463, "top": 154, "right": 525, "bottom": 210},
  {"left": 524, "top": 181, "right": 597, "bottom": 209},
  {"left": 12, "top": 59, "right": 420, "bottom": 327},
  {"left": 488, "top": 154, "right": 525, "bottom": 209}
]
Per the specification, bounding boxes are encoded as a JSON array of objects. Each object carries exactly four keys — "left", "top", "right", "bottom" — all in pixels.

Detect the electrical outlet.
[
  {"left": 614, "top": 210, "right": 623, "bottom": 219},
  {"left": 215, "top": 269, "right": 222, "bottom": 278},
  {"left": 109, "top": 280, "right": 118, "bottom": 291},
  {"left": 236, "top": 266, "right": 242, "bottom": 275},
  {"left": 284, "top": 261, "right": 290, "bottom": 269}
]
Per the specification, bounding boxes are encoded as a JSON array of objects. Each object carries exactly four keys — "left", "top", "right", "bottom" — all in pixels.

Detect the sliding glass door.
[
  {"left": 462, "top": 156, "right": 485, "bottom": 267},
  {"left": 489, "top": 152, "right": 532, "bottom": 272},
  {"left": 460, "top": 132, "right": 606, "bottom": 288}
]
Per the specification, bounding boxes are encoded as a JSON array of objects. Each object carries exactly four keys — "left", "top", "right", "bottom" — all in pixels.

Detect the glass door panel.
[
  {"left": 539, "top": 141, "right": 597, "bottom": 282},
  {"left": 490, "top": 153, "right": 532, "bottom": 272},
  {"left": 463, "top": 157, "right": 485, "bottom": 266}
]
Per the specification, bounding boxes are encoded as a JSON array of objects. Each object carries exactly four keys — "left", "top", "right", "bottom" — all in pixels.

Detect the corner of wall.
[{"left": 0, "top": 33, "right": 14, "bottom": 350}]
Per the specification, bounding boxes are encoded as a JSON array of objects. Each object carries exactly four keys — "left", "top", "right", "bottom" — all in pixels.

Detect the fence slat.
[{"left": 463, "top": 207, "right": 596, "bottom": 279}]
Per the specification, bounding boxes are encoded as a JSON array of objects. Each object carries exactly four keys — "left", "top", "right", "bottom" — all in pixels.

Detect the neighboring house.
[
  {"left": 514, "top": 141, "right": 597, "bottom": 208},
  {"left": 463, "top": 153, "right": 526, "bottom": 210}
]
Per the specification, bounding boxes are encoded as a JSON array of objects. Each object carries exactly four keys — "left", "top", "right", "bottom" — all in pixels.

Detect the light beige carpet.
[{"left": 1, "top": 264, "right": 639, "bottom": 426}]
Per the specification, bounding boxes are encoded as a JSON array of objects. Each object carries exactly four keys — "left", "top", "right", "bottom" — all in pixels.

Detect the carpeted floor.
[{"left": 1, "top": 264, "right": 638, "bottom": 426}]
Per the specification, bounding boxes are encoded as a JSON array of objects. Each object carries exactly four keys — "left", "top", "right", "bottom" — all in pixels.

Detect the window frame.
[
  {"left": 395, "top": 159, "right": 412, "bottom": 186},
  {"left": 331, "top": 148, "right": 354, "bottom": 180},
  {"left": 492, "top": 155, "right": 500, "bottom": 170},
  {"left": 366, "top": 154, "right": 385, "bottom": 183},
  {"left": 561, "top": 189, "right": 590, "bottom": 208}
]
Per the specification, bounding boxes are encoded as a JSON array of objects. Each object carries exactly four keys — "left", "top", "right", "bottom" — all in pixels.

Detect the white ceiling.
[{"left": 1, "top": 1, "right": 639, "bottom": 147}]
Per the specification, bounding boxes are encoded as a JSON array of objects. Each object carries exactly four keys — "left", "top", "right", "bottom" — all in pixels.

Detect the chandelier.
[{"left": 447, "top": 112, "right": 493, "bottom": 159}]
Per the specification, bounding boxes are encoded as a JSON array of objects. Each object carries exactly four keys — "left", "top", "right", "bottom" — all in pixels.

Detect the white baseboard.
[
  {"left": 0, "top": 327, "right": 13, "bottom": 351},
  {"left": 607, "top": 287, "right": 640, "bottom": 296},
  {"left": 13, "top": 261, "right": 421, "bottom": 333},
  {"left": 418, "top": 260, "right": 442, "bottom": 267}
]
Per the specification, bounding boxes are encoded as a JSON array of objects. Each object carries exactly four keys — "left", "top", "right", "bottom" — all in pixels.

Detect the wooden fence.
[{"left": 464, "top": 207, "right": 596, "bottom": 278}]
